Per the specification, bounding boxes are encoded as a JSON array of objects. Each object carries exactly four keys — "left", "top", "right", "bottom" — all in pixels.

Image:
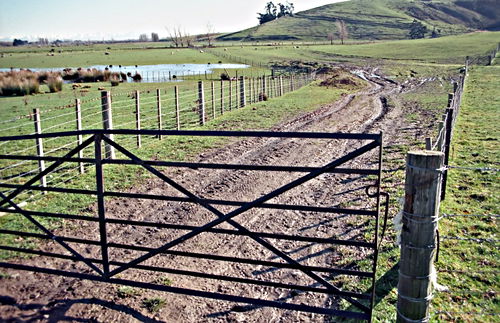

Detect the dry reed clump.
[
  {"left": 63, "top": 68, "right": 120, "bottom": 83},
  {"left": 47, "top": 75, "right": 63, "bottom": 92},
  {"left": 0, "top": 70, "right": 40, "bottom": 96}
]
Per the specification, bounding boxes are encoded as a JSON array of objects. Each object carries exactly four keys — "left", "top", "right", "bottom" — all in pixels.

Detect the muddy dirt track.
[{"left": 0, "top": 70, "right": 435, "bottom": 322}]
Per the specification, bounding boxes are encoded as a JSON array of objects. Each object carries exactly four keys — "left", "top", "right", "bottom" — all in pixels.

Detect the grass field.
[{"left": 213, "top": 32, "right": 500, "bottom": 66}]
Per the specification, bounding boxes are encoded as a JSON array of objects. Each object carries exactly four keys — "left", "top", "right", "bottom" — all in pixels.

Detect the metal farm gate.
[{"left": 0, "top": 130, "right": 385, "bottom": 321}]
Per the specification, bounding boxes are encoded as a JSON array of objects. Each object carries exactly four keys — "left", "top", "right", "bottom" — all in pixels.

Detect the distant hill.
[{"left": 218, "top": 0, "right": 500, "bottom": 42}]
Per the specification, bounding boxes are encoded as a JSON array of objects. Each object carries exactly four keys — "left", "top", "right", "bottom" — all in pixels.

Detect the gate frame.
[{"left": 0, "top": 130, "right": 384, "bottom": 321}]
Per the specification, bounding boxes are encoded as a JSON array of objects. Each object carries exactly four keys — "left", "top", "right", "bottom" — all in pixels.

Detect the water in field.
[{"left": 0, "top": 63, "right": 249, "bottom": 83}]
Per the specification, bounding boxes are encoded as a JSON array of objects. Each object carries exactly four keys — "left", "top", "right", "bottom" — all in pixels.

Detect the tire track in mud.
[{"left": 0, "top": 72, "right": 404, "bottom": 323}]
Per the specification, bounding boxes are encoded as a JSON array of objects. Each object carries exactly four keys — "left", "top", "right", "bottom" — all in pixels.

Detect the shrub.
[
  {"left": 143, "top": 297, "right": 166, "bottom": 313},
  {"left": 258, "top": 92, "right": 268, "bottom": 101},
  {"left": 220, "top": 72, "right": 230, "bottom": 81},
  {"left": 0, "top": 71, "right": 40, "bottom": 96},
  {"left": 47, "top": 75, "right": 63, "bottom": 92}
]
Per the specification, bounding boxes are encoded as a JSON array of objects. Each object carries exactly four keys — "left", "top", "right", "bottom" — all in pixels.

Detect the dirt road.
[{"left": 0, "top": 70, "right": 428, "bottom": 322}]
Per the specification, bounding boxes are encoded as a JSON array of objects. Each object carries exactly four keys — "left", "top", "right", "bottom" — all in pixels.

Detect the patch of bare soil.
[{"left": 0, "top": 69, "right": 440, "bottom": 322}]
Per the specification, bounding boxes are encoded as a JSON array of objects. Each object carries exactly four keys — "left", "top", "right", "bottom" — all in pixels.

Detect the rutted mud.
[{"left": 0, "top": 70, "right": 434, "bottom": 322}]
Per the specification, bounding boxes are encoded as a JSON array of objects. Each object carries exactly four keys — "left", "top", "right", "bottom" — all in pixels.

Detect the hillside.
[{"left": 218, "top": 0, "right": 500, "bottom": 42}]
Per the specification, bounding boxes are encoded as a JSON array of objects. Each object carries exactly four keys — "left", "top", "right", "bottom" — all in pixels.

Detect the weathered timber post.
[
  {"left": 174, "top": 86, "right": 180, "bottom": 130},
  {"left": 100, "top": 91, "right": 115, "bottom": 159},
  {"left": 198, "top": 81, "right": 205, "bottom": 125},
  {"left": 425, "top": 138, "right": 432, "bottom": 150},
  {"left": 279, "top": 76, "right": 283, "bottom": 96},
  {"left": 75, "top": 99, "right": 84, "bottom": 174},
  {"left": 220, "top": 80, "right": 225, "bottom": 115},
  {"left": 436, "top": 121, "right": 444, "bottom": 152},
  {"left": 33, "top": 108, "right": 47, "bottom": 191},
  {"left": 262, "top": 76, "right": 267, "bottom": 100},
  {"left": 135, "top": 91, "right": 141, "bottom": 148},
  {"left": 397, "top": 150, "right": 444, "bottom": 323},
  {"left": 156, "top": 89, "right": 163, "bottom": 139},
  {"left": 210, "top": 81, "right": 215, "bottom": 119},
  {"left": 447, "top": 93, "right": 454, "bottom": 108},
  {"left": 229, "top": 79, "right": 233, "bottom": 110},
  {"left": 240, "top": 76, "right": 246, "bottom": 108},
  {"left": 441, "top": 108, "right": 453, "bottom": 200}
]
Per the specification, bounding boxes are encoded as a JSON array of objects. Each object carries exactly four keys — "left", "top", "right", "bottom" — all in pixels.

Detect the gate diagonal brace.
[
  {"left": 0, "top": 191, "right": 104, "bottom": 276},
  {"left": 0, "top": 135, "right": 96, "bottom": 209},
  {"left": 103, "top": 136, "right": 378, "bottom": 313},
  {"left": 0, "top": 136, "right": 103, "bottom": 275}
]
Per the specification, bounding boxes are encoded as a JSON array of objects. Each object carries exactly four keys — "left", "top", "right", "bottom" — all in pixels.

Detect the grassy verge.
[{"left": 432, "top": 66, "right": 500, "bottom": 322}]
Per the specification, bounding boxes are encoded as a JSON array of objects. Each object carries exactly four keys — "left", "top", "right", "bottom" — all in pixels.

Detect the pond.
[{"left": 0, "top": 63, "right": 250, "bottom": 83}]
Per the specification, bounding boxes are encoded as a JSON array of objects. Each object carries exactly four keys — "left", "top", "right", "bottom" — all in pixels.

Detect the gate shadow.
[
  {"left": 1, "top": 297, "right": 165, "bottom": 323},
  {"left": 333, "top": 261, "right": 399, "bottom": 322}
]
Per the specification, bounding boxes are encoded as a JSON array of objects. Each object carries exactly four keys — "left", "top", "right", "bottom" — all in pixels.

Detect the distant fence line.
[
  {"left": 466, "top": 42, "right": 499, "bottom": 66},
  {"left": 0, "top": 72, "right": 315, "bottom": 205}
]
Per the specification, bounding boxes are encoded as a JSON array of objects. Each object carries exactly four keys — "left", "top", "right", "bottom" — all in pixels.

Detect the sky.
[{"left": 0, "top": 0, "right": 349, "bottom": 41}]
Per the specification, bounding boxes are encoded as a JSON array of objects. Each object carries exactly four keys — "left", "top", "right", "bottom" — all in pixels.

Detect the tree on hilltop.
[{"left": 258, "top": 2, "right": 294, "bottom": 25}]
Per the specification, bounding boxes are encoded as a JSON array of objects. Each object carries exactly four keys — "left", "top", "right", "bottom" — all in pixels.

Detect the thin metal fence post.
[
  {"left": 75, "top": 99, "right": 84, "bottom": 174},
  {"left": 437, "top": 121, "right": 444, "bottom": 152},
  {"left": 279, "top": 76, "right": 284, "bottom": 96},
  {"left": 211, "top": 81, "right": 216, "bottom": 119},
  {"left": 229, "top": 79, "right": 232, "bottom": 111},
  {"left": 94, "top": 134, "right": 110, "bottom": 278},
  {"left": 33, "top": 108, "right": 47, "bottom": 191},
  {"left": 397, "top": 151, "right": 444, "bottom": 323},
  {"left": 135, "top": 91, "right": 141, "bottom": 148},
  {"left": 441, "top": 108, "right": 453, "bottom": 200},
  {"left": 262, "top": 76, "right": 266, "bottom": 100},
  {"left": 175, "top": 86, "right": 180, "bottom": 130},
  {"left": 240, "top": 76, "right": 246, "bottom": 108},
  {"left": 198, "top": 81, "right": 205, "bottom": 125},
  {"left": 220, "top": 80, "right": 224, "bottom": 115},
  {"left": 100, "top": 91, "right": 115, "bottom": 159},
  {"left": 157, "top": 89, "right": 162, "bottom": 140}
]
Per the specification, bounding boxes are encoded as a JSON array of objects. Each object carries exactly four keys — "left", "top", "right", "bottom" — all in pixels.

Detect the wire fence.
[
  {"left": 0, "top": 72, "right": 315, "bottom": 206},
  {"left": 414, "top": 54, "right": 499, "bottom": 320}
]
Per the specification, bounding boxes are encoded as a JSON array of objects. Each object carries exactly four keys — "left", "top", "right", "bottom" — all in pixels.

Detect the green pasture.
[{"left": 212, "top": 32, "right": 500, "bottom": 66}]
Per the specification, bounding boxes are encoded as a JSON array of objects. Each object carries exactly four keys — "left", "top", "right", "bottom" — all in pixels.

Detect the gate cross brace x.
[
  {"left": 0, "top": 136, "right": 103, "bottom": 275},
  {"left": 103, "top": 136, "right": 379, "bottom": 313}
]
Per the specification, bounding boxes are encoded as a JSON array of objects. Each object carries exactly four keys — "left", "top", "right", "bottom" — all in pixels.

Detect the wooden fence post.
[
  {"left": 156, "top": 89, "right": 162, "bottom": 140},
  {"left": 135, "top": 91, "right": 141, "bottom": 148},
  {"left": 100, "top": 91, "right": 115, "bottom": 159},
  {"left": 279, "top": 76, "right": 284, "bottom": 96},
  {"left": 220, "top": 80, "right": 225, "bottom": 115},
  {"left": 211, "top": 81, "right": 216, "bottom": 119},
  {"left": 229, "top": 79, "right": 233, "bottom": 111},
  {"left": 436, "top": 121, "right": 444, "bottom": 152},
  {"left": 198, "top": 81, "right": 205, "bottom": 125},
  {"left": 240, "top": 76, "right": 246, "bottom": 108},
  {"left": 75, "top": 99, "right": 84, "bottom": 174},
  {"left": 33, "top": 108, "right": 47, "bottom": 191},
  {"left": 397, "top": 150, "right": 444, "bottom": 323},
  {"left": 425, "top": 138, "right": 432, "bottom": 150},
  {"left": 171, "top": 86, "right": 179, "bottom": 130},
  {"left": 262, "top": 76, "right": 267, "bottom": 100},
  {"left": 441, "top": 108, "right": 453, "bottom": 200}
]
